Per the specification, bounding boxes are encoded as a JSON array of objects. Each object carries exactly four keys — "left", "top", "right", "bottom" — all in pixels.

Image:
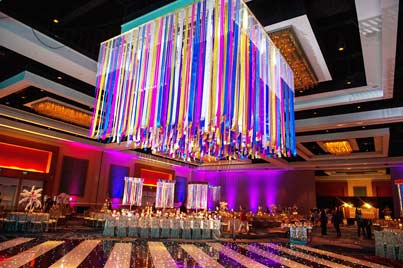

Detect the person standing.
[
  {"left": 238, "top": 206, "right": 249, "bottom": 234},
  {"left": 332, "top": 207, "right": 343, "bottom": 237},
  {"left": 356, "top": 208, "right": 366, "bottom": 238},
  {"left": 320, "top": 209, "right": 328, "bottom": 235}
]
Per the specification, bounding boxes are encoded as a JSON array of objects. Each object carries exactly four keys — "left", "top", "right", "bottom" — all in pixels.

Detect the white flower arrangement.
[{"left": 19, "top": 186, "right": 42, "bottom": 212}]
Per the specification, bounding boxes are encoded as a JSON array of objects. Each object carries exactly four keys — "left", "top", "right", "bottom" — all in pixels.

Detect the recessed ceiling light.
[
  {"left": 53, "top": 19, "right": 59, "bottom": 24},
  {"left": 338, "top": 47, "right": 344, "bottom": 51},
  {"left": 299, "top": 90, "right": 303, "bottom": 93},
  {"left": 346, "top": 81, "right": 351, "bottom": 85},
  {"left": 362, "top": 126, "right": 366, "bottom": 129},
  {"left": 357, "top": 105, "right": 361, "bottom": 109},
  {"left": 40, "top": 89, "right": 45, "bottom": 92},
  {"left": 21, "top": 96, "right": 26, "bottom": 99},
  {"left": 5, "top": 102, "right": 10, "bottom": 105},
  {"left": 57, "top": 76, "right": 62, "bottom": 80},
  {"left": 326, "top": 130, "right": 329, "bottom": 133},
  {"left": 313, "top": 112, "right": 317, "bottom": 115}
]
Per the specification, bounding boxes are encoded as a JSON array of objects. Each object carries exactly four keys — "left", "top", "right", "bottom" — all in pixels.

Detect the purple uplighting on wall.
[
  {"left": 110, "top": 198, "right": 121, "bottom": 209},
  {"left": 227, "top": 182, "right": 237, "bottom": 210},
  {"left": 192, "top": 170, "right": 283, "bottom": 211},
  {"left": 249, "top": 182, "right": 260, "bottom": 213},
  {"left": 192, "top": 169, "right": 315, "bottom": 213}
]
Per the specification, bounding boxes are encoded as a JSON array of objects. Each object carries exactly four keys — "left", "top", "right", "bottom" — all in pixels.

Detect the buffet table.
[{"left": 103, "top": 215, "right": 221, "bottom": 239}]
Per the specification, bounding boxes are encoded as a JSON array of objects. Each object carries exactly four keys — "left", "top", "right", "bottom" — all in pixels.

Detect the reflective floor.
[{"left": 0, "top": 238, "right": 393, "bottom": 268}]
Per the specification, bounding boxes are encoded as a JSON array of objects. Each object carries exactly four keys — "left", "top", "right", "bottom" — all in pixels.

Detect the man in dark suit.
[{"left": 332, "top": 206, "right": 343, "bottom": 237}]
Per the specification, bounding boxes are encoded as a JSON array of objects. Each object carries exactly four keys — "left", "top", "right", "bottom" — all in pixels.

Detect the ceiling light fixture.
[
  {"left": 346, "top": 81, "right": 351, "bottom": 85},
  {"left": 53, "top": 19, "right": 59, "bottom": 24},
  {"left": 269, "top": 27, "right": 317, "bottom": 91},
  {"left": 338, "top": 47, "right": 344, "bottom": 51},
  {"left": 323, "top": 140, "right": 353, "bottom": 155},
  {"left": 57, "top": 76, "right": 62, "bottom": 80},
  {"left": 31, "top": 100, "right": 92, "bottom": 128}
]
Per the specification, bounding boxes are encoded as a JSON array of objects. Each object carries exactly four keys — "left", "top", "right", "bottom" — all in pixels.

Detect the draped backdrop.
[{"left": 90, "top": 0, "right": 295, "bottom": 162}]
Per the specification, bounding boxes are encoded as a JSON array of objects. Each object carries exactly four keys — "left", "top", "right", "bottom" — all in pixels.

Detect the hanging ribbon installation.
[
  {"left": 90, "top": 0, "right": 296, "bottom": 162},
  {"left": 122, "top": 177, "right": 144, "bottom": 206}
]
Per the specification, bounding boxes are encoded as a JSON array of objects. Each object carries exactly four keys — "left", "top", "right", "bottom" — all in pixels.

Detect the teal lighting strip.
[{"left": 121, "top": 0, "right": 198, "bottom": 33}]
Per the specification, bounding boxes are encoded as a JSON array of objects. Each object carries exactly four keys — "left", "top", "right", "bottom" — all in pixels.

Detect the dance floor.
[{"left": 0, "top": 238, "right": 392, "bottom": 268}]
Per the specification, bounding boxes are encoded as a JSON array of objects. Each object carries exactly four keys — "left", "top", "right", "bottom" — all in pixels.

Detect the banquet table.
[
  {"left": 85, "top": 211, "right": 108, "bottom": 227},
  {"left": 374, "top": 230, "right": 403, "bottom": 260},
  {"left": 1, "top": 212, "right": 51, "bottom": 232},
  {"left": 103, "top": 215, "right": 221, "bottom": 239}
]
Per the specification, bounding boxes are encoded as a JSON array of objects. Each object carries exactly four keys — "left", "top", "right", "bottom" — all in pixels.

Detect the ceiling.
[{"left": 0, "top": 0, "right": 402, "bottom": 172}]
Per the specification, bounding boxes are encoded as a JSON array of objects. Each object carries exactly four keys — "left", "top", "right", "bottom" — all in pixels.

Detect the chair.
[
  {"left": 48, "top": 210, "right": 60, "bottom": 232},
  {"left": 103, "top": 215, "right": 116, "bottom": 237},
  {"left": 4, "top": 213, "right": 17, "bottom": 232},
  {"left": 17, "top": 213, "right": 28, "bottom": 232},
  {"left": 40, "top": 213, "right": 50, "bottom": 232},
  {"left": 150, "top": 217, "right": 161, "bottom": 238},
  {"left": 192, "top": 219, "right": 202, "bottom": 240},
  {"left": 0, "top": 216, "right": 6, "bottom": 231},
  {"left": 128, "top": 216, "right": 139, "bottom": 237},
  {"left": 383, "top": 231, "right": 395, "bottom": 259},
  {"left": 31, "top": 213, "right": 44, "bottom": 233},
  {"left": 139, "top": 217, "right": 150, "bottom": 238},
  {"left": 374, "top": 231, "right": 383, "bottom": 257},
  {"left": 170, "top": 218, "right": 180, "bottom": 239},
  {"left": 202, "top": 219, "right": 211, "bottom": 239},
  {"left": 160, "top": 218, "right": 170, "bottom": 238},
  {"left": 182, "top": 219, "right": 192, "bottom": 239},
  {"left": 117, "top": 216, "right": 128, "bottom": 237},
  {"left": 212, "top": 219, "right": 221, "bottom": 239},
  {"left": 96, "top": 213, "right": 106, "bottom": 228}
]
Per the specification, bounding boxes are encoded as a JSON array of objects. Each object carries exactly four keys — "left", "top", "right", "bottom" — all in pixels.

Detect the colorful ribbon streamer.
[
  {"left": 187, "top": 183, "right": 208, "bottom": 209},
  {"left": 122, "top": 177, "right": 144, "bottom": 206},
  {"left": 208, "top": 185, "right": 221, "bottom": 210},
  {"left": 91, "top": 0, "right": 296, "bottom": 162},
  {"left": 156, "top": 180, "right": 176, "bottom": 208}
]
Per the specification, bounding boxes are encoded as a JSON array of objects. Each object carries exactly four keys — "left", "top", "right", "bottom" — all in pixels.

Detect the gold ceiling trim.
[
  {"left": 323, "top": 140, "right": 353, "bottom": 155},
  {"left": 268, "top": 27, "right": 317, "bottom": 91}
]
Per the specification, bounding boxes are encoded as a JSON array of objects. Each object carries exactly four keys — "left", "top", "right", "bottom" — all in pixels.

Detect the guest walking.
[
  {"left": 320, "top": 209, "right": 328, "bottom": 235},
  {"left": 332, "top": 207, "right": 343, "bottom": 237}
]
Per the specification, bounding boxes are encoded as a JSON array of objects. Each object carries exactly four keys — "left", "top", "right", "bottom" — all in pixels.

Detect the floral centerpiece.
[{"left": 19, "top": 186, "right": 42, "bottom": 212}]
